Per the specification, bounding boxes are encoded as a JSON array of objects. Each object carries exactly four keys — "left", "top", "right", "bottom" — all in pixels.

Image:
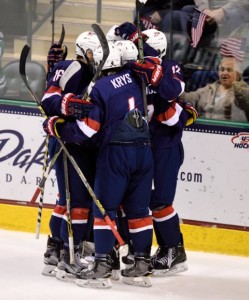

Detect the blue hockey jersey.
[
  {"left": 60, "top": 67, "right": 150, "bottom": 148},
  {"left": 147, "top": 59, "right": 189, "bottom": 148},
  {"left": 41, "top": 59, "right": 93, "bottom": 116}
]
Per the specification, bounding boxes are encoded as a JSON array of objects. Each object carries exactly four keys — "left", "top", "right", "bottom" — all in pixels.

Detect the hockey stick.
[
  {"left": 30, "top": 24, "right": 66, "bottom": 204},
  {"left": 30, "top": 146, "right": 62, "bottom": 203},
  {"left": 63, "top": 151, "right": 75, "bottom": 263},
  {"left": 34, "top": 136, "right": 49, "bottom": 239},
  {"left": 58, "top": 24, "right": 65, "bottom": 45},
  {"left": 20, "top": 45, "right": 49, "bottom": 237},
  {"left": 82, "top": 23, "right": 110, "bottom": 100},
  {"left": 19, "top": 41, "right": 125, "bottom": 248},
  {"left": 136, "top": 0, "right": 148, "bottom": 121},
  {"left": 30, "top": 23, "right": 107, "bottom": 204},
  {"left": 34, "top": 136, "right": 50, "bottom": 238}
]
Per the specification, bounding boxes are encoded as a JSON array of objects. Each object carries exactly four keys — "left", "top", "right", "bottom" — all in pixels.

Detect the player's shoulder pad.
[{"left": 59, "top": 60, "right": 82, "bottom": 90}]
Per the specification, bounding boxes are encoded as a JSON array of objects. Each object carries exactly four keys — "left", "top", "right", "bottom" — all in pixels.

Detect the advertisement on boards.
[
  {"left": 0, "top": 104, "right": 249, "bottom": 227},
  {"left": 175, "top": 126, "right": 249, "bottom": 227},
  {"left": 0, "top": 105, "right": 58, "bottom": 204}
]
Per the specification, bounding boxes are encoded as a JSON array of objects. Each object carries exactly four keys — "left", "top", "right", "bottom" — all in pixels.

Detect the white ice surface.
[{"left": 0, "top": 229, "right": 249, "bottom": 300}]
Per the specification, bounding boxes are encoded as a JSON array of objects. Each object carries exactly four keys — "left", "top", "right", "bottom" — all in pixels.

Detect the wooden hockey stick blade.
[
  {"left": 20, "top": 44, "right": 47, "bottom": 117},
  {"left": 19, "top": 44, "right": 31, "bottom": 89},
  {"left": 19, "top": 44, "right": 42, "bottom": 106},
  {"left": 90, "top": 23, "right": 109, "bottom": 80},
  {"left": 58, "top": 24, "right": 65, "bottom": 45}
]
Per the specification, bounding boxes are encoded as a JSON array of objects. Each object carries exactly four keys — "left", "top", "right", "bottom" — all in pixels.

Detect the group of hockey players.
[{"left": 40, "top": 20, "right": 198, "bottom": 289}]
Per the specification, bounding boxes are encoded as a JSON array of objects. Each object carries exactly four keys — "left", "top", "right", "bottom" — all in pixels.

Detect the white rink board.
[
  {"left": 175, "top": 129, "right": 249, "bottom": 227},
  {"left": 0, "top": 111, "right": 58, "bottom": 204},
  {"left": 0, "top": 108, "right": 249, "bottom": 227}
]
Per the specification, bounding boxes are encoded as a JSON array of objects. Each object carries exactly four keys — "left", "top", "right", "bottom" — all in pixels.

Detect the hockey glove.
[
  {"left": 47, "top": 42, "right": 68, "bottom": 78},
  {"left": 129, "top": 57, "right": 163, "bottom": 86},
  {"left": 177, "top": 99, "right": 198, "bottom": 126},
  {"left": 114, "top": 22, "right": 147, "bottom": 44},
  {"left": 61, "top": 93, "right": 93, "bottom": 119},
  {"left": 43, "top": 116, "right": 65, "bottom": 138}
]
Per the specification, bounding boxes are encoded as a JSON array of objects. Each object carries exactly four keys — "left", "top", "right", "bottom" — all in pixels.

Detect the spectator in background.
[
  {"left": 180, "top": 56, "right": 249, "bottom": 121},
  {"left": 134, "top": 1, "right": 217, "bottom": 49},
  {"left": 0, "top": 32, "right": 6, "bottom": 96},
  {"left": 134, "top": 0, "right": 196, "bottom": 31},
  {"left": 201, "top": 0, "right": 249, "bottom": 37},
  {"left": 137, "top": 1, "right": 249, "bottom": 46}
]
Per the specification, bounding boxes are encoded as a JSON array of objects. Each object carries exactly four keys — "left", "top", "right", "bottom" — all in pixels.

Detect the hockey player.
[
  {"left": 43, "top": 42, "right": 154, "bottom": 288},
  {"left": 41, "top": 31, "right": 99, "bottom": 281},
  {"left": 114, "top": 23, "right": 197, "bottom": 275}
]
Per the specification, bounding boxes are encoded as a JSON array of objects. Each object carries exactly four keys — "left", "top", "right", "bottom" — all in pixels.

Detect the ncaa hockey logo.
[{"left": 231, "top": 132, "right": 249, "bottom": 149}]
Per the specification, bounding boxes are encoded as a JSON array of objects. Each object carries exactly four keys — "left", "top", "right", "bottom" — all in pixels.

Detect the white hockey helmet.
[
  {"left": 75, "top": 31, "right": 99, "bottom": 61},
  {"left": 106, "top": 25, "right": 123, "bottom": 43},
  {"left": 114, "top": 40, "right": 138, "bottom": 65},
  {"left": 142, "top": 29, "right": 167, "bottom": 58},
  {"left": 94, "top": 42, "right": 121, "bottom": 70}
]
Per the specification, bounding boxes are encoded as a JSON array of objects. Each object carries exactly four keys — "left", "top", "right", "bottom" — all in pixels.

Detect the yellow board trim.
[{"left": 1, "top": 203, "right": 249, "bottom": 257}]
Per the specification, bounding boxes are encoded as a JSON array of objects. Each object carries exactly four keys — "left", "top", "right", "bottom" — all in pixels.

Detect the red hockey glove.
[
  {"left": 43, "top": 116, "right": 65, "bottom": 138},
  {"left": 129, "top": 57, "right": 163, "bottom": 86},
  {"left": 177, "top": 98, "right": 198, "bottom": 126},
  {"left": 114, "top": 22, "right": 147, "bottom": 44},
  {"left": 47, "top": 42, "right": 68, "bottom": 78},
  {"left": 61, "top": 93, "right": 93, "bottom": 119}
]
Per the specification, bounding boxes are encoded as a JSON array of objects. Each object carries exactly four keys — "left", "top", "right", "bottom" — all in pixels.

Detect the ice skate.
[
  {"left": 42, "top": 236, "right": 61, "bottom": 277},
  {"left": 75, "top": 257, "right": 112, "bottom": 289},
  {"left": 121, "top": 256, "right": 152, "bottom": 287},
  {"left": 151, "top": 245, "right": 165, "bottom": 264},
  {"left": 56, "top": 249, "right": 88, "bottom": 282},
  {"left": 152, "top": 243, "right": 188, "bottom": 276}
]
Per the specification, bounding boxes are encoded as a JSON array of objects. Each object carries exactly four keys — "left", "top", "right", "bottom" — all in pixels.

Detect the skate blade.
[
  {"left": 42, "top": 265, "right": 58, "bottom": 277},
  {"left": 111, "top": 270, "right": 120, "bottom": 281},
  {"left": 75, "top": 278, "right": 112, "bottom": 289},
  {"left": 56, "top": 269, "right": 76, "bottom": 282},
  {"left": 153, "top": 262, "right": 188, "bottom": 277},
  {"left": 122, "top": 276, "right": 152, "bottom": 287}
]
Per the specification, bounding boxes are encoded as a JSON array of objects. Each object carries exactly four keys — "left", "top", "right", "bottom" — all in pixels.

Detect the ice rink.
[{"left": 1, "top": 229, "right": 249, "bottom": 300}]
